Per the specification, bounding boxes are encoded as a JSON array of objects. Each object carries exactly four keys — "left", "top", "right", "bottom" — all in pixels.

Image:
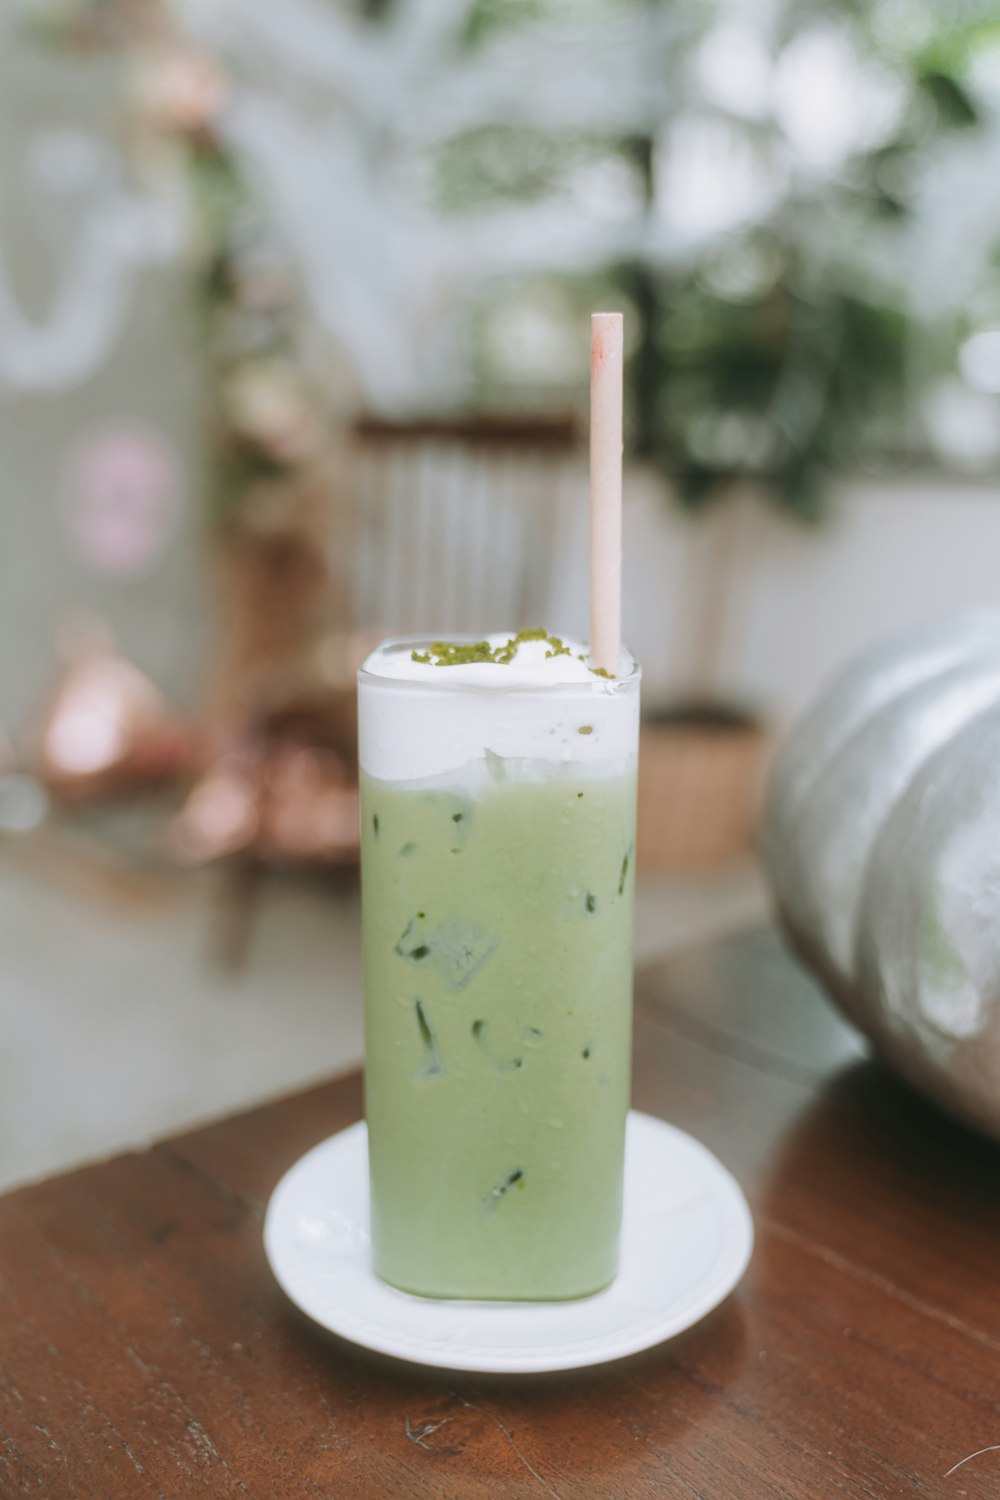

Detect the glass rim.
[{"left": 358, "top": 635, "right": 641, "bottom": 696}]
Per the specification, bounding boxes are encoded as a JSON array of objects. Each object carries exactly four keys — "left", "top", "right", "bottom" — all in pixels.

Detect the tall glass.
[{"left": 358, "top": 639, "right": 640, "bottom": 1300}]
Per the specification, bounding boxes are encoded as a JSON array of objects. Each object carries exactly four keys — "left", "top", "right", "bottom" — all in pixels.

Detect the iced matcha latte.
[{"left": 359, "top": 631, "right": 640, "bottom": 1300}]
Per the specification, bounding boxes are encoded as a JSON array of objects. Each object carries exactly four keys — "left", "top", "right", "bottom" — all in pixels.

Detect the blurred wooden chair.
[
  {"left": 330, "top": 413, "right": 583, "bottom": 644},
  {"left": 199, "top": 412, "right": 584, "bottom": 967}
]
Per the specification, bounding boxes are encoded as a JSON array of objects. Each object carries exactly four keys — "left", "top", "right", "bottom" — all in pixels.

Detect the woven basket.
[{"left": 636, "top": 715, "right": 767, "bottom": 870}]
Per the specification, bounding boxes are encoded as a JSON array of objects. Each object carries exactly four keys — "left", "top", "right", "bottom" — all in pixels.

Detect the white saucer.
[{"left": 264, "top": 1110, "right": 753, "bottom": 1374}]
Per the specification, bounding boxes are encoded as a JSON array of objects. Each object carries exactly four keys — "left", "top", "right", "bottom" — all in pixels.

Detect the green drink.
[{"left": 359, "top": 632, "right": 640, "bottom": 1300}]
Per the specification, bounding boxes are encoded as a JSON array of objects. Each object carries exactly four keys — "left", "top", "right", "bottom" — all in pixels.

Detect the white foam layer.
[
  {"left": 362, "top": 633, "right": 626, "bottom": 687},
  {"left": 359, "top": 633, "right": 640, "bottom": 784}
]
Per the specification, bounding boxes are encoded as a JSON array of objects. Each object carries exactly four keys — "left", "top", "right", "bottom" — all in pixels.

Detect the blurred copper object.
[
  {"left": 170, "top": 756, "right": 261, "bottom": 863},
  {"left": 38, "top": 616, "right": 191, "bottom": 800},
  {"left": 259, "top": 743, "right": 358, "bottom": 863},
  {"left": 174, "top": 731, "right": 358, "bottom": 977},
  {"left": 172, "top": 736, "right": 358, "bottom": 867}
]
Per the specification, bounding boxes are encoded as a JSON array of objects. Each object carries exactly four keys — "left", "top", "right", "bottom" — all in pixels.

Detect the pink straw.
[{"left": 589, "top": 312, "right": 624, "bottom": 675}]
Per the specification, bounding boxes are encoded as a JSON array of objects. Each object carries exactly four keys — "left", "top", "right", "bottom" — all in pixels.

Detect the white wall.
[
  {"left": 0, "top": 42, "right": 208, "bottom": 743},
  {"left": 725, "top": 473, "right": 1000, "bottom": 725},
  {"left": 553, "top": 466, "right": 1000, "bottom": 727}
]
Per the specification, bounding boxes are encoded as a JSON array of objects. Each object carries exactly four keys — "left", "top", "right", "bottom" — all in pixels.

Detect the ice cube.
[
  {"left": 395, "top": 914, "right": 432, "bottom": 964},
  {"left": 484, "top": 1167, "right": 524, "bottom": 1214},
  {"left": 471, "top": 1018, "right": 522, "bottom": 1071},
  {"left": 414, "top": 999, "right": 444, "bottom": 1079},
  {"left": 435, "top": 924, "right": 498, "bottom": 990}
]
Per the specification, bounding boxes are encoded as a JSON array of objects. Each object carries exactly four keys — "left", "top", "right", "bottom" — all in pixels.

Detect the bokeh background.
[{"left": 3, "top": 0, "right": 1000, "bottom": 1187}]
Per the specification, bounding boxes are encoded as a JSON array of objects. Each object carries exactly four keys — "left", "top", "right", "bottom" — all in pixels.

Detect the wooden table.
[{"left": 3, "top": 926, "right": 999, "bottom": 1498}]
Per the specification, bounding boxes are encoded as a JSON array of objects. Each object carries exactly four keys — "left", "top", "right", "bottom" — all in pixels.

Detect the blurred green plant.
[
  {"left": 622, "top": 254, "right": 910, "bottom": 519},
  {"left": 21, "top": 0, "right": 1000, "bottom": 523},
  {"left": 448, "top": 0, "right": 997, "bottom": 517}
]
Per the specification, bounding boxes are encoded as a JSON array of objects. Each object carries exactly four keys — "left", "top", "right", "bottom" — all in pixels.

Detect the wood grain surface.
[{"left": 2, "top": 926, "right": 999, "bottom": 1499}]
